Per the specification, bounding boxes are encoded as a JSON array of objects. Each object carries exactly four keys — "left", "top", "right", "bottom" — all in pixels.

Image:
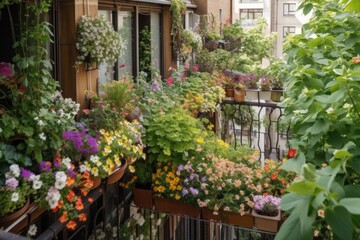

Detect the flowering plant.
[
  {"left": 261, "top": 159, "right": 295, "bottom": 196},
  {"left": 29, "top": 157, "right": 93, "bottom": 229},
  {"left": 258, "top": 76, "right": 271, "bottom": 91},
  {"left": 76, "top": 15, "right": 123, "bottom": 64},
  {"left": 253, "top": 195, "right": 281, "bottom": 216},
  {"left": 152, "top": 162, "right": 182, "bottom": 201},
  {"left": 0, "top": 164, "right": 31, "bottom": 216}
]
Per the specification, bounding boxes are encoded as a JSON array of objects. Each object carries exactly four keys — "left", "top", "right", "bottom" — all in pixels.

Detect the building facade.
[{"left": 233, "top": 0, "right": 304, "bottom": 58}]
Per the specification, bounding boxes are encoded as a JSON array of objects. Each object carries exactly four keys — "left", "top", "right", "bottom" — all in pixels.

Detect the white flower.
[
  {"left": 343, "top": 103, "right": 352, "bottom": 109},
  {"left": 39, "top": 133, "right": 46, "bottom": 141},
  {"left": 55, "top": 180, "right": 66, "bottom": 190},
  {"left": 90, "top": 155, "right": 99, "bottom": 163},
  {"left": 38, "top": 120, "right": 44, "bottom": 126},
  {"left": 80, "top": 164, "right": 88, "bottom": 173},
  {"left": 55, "top": 171, "right": 67, "bottom": 182},
  {"left": 62, "top": 157, "right": 72, "bottom": 169},
  {"left": 46, "top": 187, "right": 61, "bottom": 209},
  {"left": 9, "top": 164, "right": 20, "bottom": 177},
  {"left": 11, "top": 192, "right": 19, "bottom": 202},
  {"left": 326, "top": 107, "right": 334, "bottom": 114},
  {"left": 33, "top": 179, "right": 43, "bottom": 190},
  {"left": 27, "top": 224, "right": 37, "bottom": 236}
]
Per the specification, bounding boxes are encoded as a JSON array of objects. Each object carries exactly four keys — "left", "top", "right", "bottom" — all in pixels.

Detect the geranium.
[
  {"left": 76, "top": 15, "right": 124, "bottom": 65},
  {"left": 253, "top": 195, "right": 281, "bottom": 216}
]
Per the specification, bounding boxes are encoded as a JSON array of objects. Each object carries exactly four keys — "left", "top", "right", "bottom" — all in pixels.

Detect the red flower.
[
  {"left": 288, "top": 148, "right": 297, "bottom": 158},
  {"left": 66, "top": 221, "right": 77, "bottom": 230},
  {"left": 271, "top": 173, "right": 278, "bottom": 180},
  {"left": 88, "top": 197, "right": 94, "bottom": 203},
  {"left": 166, "top": 77, "right": 174, "bottom": 87},
  {"left": 119, "top": 64, "right": 126, "bottom": 68},
  {"left": 78, "top": 213, "right": 87, "bottom": 222}
]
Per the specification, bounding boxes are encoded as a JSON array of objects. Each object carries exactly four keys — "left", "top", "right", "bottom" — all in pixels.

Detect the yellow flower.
[
  {"left": 129, "top": 165, "right": 135, "bottom": 173},
  {"left": 176, "top": 185, "right": 182, "bottom": 191},
  {"left": 175, "top": 194, "right": 181, "bottom": 200},
  {"left": 91, "top": 167, "right": 99, "bottom": 176},
  {"left": 196, "top": 137, "right": 204, "bottom": 144}
]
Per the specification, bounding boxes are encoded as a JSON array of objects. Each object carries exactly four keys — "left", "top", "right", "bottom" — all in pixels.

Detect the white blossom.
[{"left": 11, "top": 192, "right": 19, "bottom": 202}]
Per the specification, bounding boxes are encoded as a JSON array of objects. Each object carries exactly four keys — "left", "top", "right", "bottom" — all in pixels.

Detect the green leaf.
[
  {"left": 303, "top": 3, "right": 313, "bottom": 15},
  {"left": 281, "top": 193, "right": 311, "bottom": 211},
  {"left": 338, "top": 198, "right": 360, "bottom": 214},
  {"left": 287, "top": 181, "right": 321, "bottom": 195},
  {"left": 334, "top": 149, "right": 352, "bottom": 159},
  {"left": 302, "top": 163, "right": 318, "bottom": 182},
  {"left": 325, "top": 206, "right": 353, "bottom": 240},
  {"left": 344, "top": 185, "right": 360, "bottom": 198}
]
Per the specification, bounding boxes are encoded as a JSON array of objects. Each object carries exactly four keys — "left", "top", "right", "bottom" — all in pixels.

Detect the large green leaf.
[
  {"left": 338, "top": 198, "right": 360, "bottom": 214},
  {"left": 325, "top": 206, "right": 353, "bottom": 240},
  {"left": 344, "top": 185, "right": 360, "bottom": 198}
]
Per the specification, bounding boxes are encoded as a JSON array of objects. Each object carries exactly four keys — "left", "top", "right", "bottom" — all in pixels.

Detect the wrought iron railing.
[{"left": 220, "top": 100, "right": 290, "bottom": 161}]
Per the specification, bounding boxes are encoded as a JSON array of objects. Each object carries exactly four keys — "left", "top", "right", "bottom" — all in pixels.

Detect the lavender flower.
[
  {"left": 182, "top": 188, "right": 189, "bottom": 197},
  {"left": 253, "top": 195, "right": 281, "bottom": 216},
  {"left": 67, "top": 169, "right": 76, "bottom": 178},
  {"left": 201, "top": 176, "right": 207, "bottom": 182},
  {"left": 39, "top": 161, "right": 51, "bottom": 172},
  {"left": 5, "top": 177, "right": 19, "bottom": 190},
  {"left": 177, "top": 164, "right": 184, "bottom": 171},
  {"left": 189, "top": 187, "right": 199, "bottom": 196}
]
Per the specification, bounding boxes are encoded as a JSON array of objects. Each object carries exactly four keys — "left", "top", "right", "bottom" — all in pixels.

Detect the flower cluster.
[
  {"left": 253, "top": 195, "right": 281, "bottom": 216},
  {"left": 152, "top": 162, "right": 182, "bottom": 201},
  {"left": 29, "top": 157, "right": 93, "bottom": 230},
  {"left": 261, "top": 159, "right": 295, "bottom": 196},
  {"left": 76, "top": 15, "right": 124, "bottom": 64},
  {"left": 0, "top": 164, "right": 31, "bottom": 216},
  {"left": 62, "top": 124, "right": 99, "bottom": 161}
]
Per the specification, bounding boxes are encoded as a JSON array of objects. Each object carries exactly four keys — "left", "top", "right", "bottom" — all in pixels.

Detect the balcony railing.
[{"left": 220, "top": 99, "right": 290, "bottom": 161}]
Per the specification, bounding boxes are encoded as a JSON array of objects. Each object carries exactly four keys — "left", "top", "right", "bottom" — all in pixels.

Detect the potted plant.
[
  {"left": 270, "top": 77, "right": 284, "bottom": 102},
  {"left": 222, "top": 22, "right": 243, "bottom": 51},
  {"left": 258, "top": 76, "right": 271, "bottom": 100},
  {"left": 252, "top": 195, "right": 281, "bottom": 233},
  {"left": 233, "top": 83, "right": 246, "bottom": 103},
  {"left": 0, "top": 164, "right": 31, "bottom": 231},
  {"left": 76, "top": 15, "right": 123, "bottom": 67}
]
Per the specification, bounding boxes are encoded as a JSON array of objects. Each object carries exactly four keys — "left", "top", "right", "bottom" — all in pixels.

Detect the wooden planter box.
[
  {"left": 224, "top": 210, "right": 253, "bottom": 229},
  {"left": 154, "top": 197, "right": 200, "bottom": 218},
  {"left": 252, "top": 210, "right": 281, "bottom": 233}
]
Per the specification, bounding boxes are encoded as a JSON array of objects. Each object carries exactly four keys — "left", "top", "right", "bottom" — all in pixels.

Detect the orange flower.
[
  {"left": 81, "top": 188, "right": 89, "bottom": 197},
  {"left": 75, "top": 198, "right": 84, "bottom": 211},
  {"left": 83, "top": 179, "right": 93, "bottom": 189},
  {"left": 88, "top": 198, "right": 94, "bottom": 203},
  {"left": 271, "top": 173, "right": 278, "bottom": 180},
  {"left": 59, "top": 211, "right": 68, "bottom": 223},
  {"left": 263, "top": 165, "right": 270, "bottom": 172},
  {"left": 78, "top": 213, "right": 87, "bottom": 222},
  {"left": 281, "top": 178, "right": 287, "bottom": 185},
  {"left": 66, "top": 190, "right": 76, "bottom": 202},
  {"left": 280, "top": 189, "right": 285, "bottom": 194},
  {"left": 82, "top": 171, "right": 90, "bottom": 179},
  {"left": 66, "top": 177, "right": 76, "bottom": 187},
  {"left": 52, "top": 200, "right": 64, "bottom": 213},
  {"left": 66, "top": 220, "right": 77, "bottom": 230}
]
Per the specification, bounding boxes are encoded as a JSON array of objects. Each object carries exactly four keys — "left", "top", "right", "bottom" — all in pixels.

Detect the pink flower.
[
  {"left": 82, "top": 109, "right": 90, "bottom": 115},
  {"left": 0, "top": 62, "right": 15, "bottom": 78},
  {"left": 119, "top": 64, "right": 126, "bottom": 68},
  {"left": 166, "top": 77, "right": 174, "bottom": 86},
  {"left": 193, "top": 65, "right": 199, "bottom": 72},
  {"left": 185, "top": 63, "right": 189, "bottom": 70}
]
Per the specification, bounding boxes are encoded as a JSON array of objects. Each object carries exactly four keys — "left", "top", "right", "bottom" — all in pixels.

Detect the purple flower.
[
  {"left": 39, "top": 161, "right": 51, "bottom": 172},
  {"left": 67, "top": 169, "right": 76, "bottom": 178},
  {"left": 21, "top": 168, "right": 34, "bottom": 181},
  {"left": 189, "top": 187, "right": 199, "bottom": 196},
  {"left": 184, "top": 178, "right": 189, "bottom": 185},
  {"left": 182, "top": 188, "right": 189, "bottom": 197},
  {"left": 177, "top": 164, "right": 184, "bottom": 171},
  {"left": 54, "top": 161, "right": 61, "bottom": 169},
  {"left": 201, "top": 176, "right": 207, "bottom": 182},
  {"left": 5, "top": 177, "right": 19, "bottom": 190},
  {"left": 151, "top": 81, "right": 160, "bottom": 91},
  {"left": 0, "top": 62, "right": 15, "bottom": 78}
]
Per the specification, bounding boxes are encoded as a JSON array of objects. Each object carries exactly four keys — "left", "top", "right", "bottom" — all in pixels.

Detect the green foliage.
[
  {"left": 278, "top": 1, "right": 360, "bottom": 239},
  {"left": 222, "top": 22, "right": 243, "bottom": 40},
  {"left": 139, "top": 26, "right": 152, "bottom": 81},
  {"left": 143, "top": 108, "right": 204, "bottom": 166},
  {"left": 170, "top": 0, "right": 186, "bottom": 50}
]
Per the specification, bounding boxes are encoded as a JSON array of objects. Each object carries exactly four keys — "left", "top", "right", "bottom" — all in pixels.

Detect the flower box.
[
  {"left": 252, "top": 209, "right": 281, "bottom": 233},
  {"left": 202, "top": 207, "right": 225, "bottom": 222},
  {"left": 153, "top": 197, "right": 200, "bottom": 218},
  {"left": 133, "top": 188, "right": 153, "bottom": 209},
  {"left": 224, "top": 210, "right": 253, "bottom": 229}
]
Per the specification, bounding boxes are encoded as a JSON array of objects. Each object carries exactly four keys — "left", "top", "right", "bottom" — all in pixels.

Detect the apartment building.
[{"left": 234, "top": 0, "right": 304, "bottom": 57}]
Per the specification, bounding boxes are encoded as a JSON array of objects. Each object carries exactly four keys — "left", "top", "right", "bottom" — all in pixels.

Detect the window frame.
[
  {"left": 283, "top": 3, "right": 296, "bottom": 15},
  {"left": 283, "top": 26, "right": 296, "bottom": 37}
]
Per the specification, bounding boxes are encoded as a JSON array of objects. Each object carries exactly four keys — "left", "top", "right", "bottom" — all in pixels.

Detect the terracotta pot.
[
  {"left": 0, "top": 198, "right": 30, "bottom": 232},
  {"left": 107, "top": 160, "right": 127, "bottom": 185},
  {"left": 225, "top": 87, "right": 234, "bottom": 98},
  {"left": 252, "top": 209, "right": 281, "bottom": 233},
  {"left": 90, "top": 177, "right": 102, "bottom": 190},
  {"left": 225, "top": 210, "right": 253, "bottom": 228},
  {"left": 234, "top": 88, "right": 245, "bottom": 102},
  {"left": 133, "top": 187, "right": 153, "bottom": 209},
  {"left": 154, "top": 197, "right": 200, "bottom": 218},
  {"left": 202, "top": 207, "right": 224, "bottom": 222},
  {"left": 271, "top": 89, "right": 283, "bottom": 102}
]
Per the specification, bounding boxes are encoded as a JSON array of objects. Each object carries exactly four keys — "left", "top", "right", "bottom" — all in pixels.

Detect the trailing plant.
[
  {"left": 170, "top": 0, "right": 186, "bottom": 51},
  {"left": 276, "top": 1, "right": 360, "bottom": 239},
  {"left": 76, "top": 15, "right": 123, "bottom": 65}
]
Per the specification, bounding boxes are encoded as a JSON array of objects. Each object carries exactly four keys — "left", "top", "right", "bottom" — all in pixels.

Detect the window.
[
  {"left": 239, "top": 9, "right": 262, "bottom": 26},
  {"left": 283, "top": 3, "right": 296, "bottom": 15},
  {"left": 283, "top": 26, "right": 296, "bottom": 37}
]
